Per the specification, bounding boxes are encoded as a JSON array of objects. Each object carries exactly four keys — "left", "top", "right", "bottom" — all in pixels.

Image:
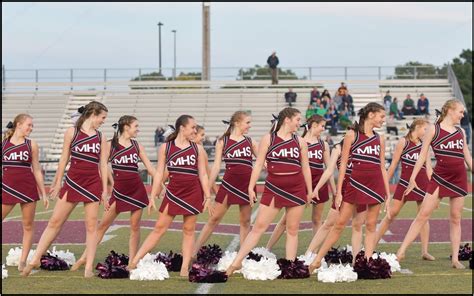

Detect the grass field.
[{"left": 2, "top": 195, "right": 472, "bottom": 294}]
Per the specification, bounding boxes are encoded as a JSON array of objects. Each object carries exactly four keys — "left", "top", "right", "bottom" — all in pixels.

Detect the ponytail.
[
  {"left": 166, "top": 115, "right": 194, "bottom": 142},
  {"left": 405, "top": 118, "right": 428, "bottom": 142},
  {"left": 221, "top": 111, "right": 249, "bottom": 139},
  {"left": 75, "top": 101, "right": 108, "bottom": 130},
  {"left": 350, "top": 102, "right": 385, "bottom": 133},
  {"left": 301, "top": 114, "right": 325, "bottom": 137},
  {"left": 269, "top": 107, "right": 301, "bottom": 134},
  {"left": 2, "top": 114, "right": 32, "bottom": 141},
  {"left": 437, "top": 99, "right": 461, "bottom": 124},
  {"left": 111, "top": 115, "right": 137, "bottom": 150}
]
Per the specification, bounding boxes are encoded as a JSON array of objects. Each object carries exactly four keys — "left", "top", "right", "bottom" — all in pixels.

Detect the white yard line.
[{"left": 439, "top": 201, "right": 472, "bottom": 212}]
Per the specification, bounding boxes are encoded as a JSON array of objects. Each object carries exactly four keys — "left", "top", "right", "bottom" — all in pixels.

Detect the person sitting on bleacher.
[
  {"left": 401, "top": 94, "right": 416, "bottom": 115},
  {"left": 325, "top": 104, "right": 339, "bottom": 129},
  {"left": 386, "top": 113, "right": 398, "bottom": 136},
  {"left": 390, "top": 97, "right": 405, "bottom": 120},
  {"left": 309, "top": 87, "right": 321, "bottom": 105},
  {"left": 341, "top": 89, "right": 355, "bottom": 116},
  {"left": 284, "top": 87, "right": 297, "bottom": 107},
  {"left": 416, "top": 93, "right": 430, "bottom": 115},
  {"left": 383, "top": 90, "right": 392, "bottom": 110},
  {"left": 321, "top": 89, "right": 331, "bottom": 100}
]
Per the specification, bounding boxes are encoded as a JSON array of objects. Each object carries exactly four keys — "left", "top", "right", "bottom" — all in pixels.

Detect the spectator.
[
  {"left": 321, "top": 89, "right": 331, "bottom": 100},
  {"left": 338, "top": 101, "right": 351, "bottom": 118},
  {"left": 284, "top": 87, "right": 297, "bottom": 107},
  {"left": 309, "top": 87, "right": 321, "bottom": 105},
  {"left": 341, "top": 89, "right": 354, "bottom": 115},
  {"left": 325, "top": 104, "right": 339, "bottom": 129},
  {"left": 325, "top": 96, "right": 336, "bottom": 110},
  {"left": 390, "top": 97, "right": 405, "bottom": 120},
  {"left": 386, "top": 114, "right": 398, "bottom": 135},
  {"left": 417, "top": 93, "right": 430, "bottom": 115},
  {"left": 325, "top": 134, "right": 334, "bottom": 148},
  {"left": 337, "top": 82, "right": 347, "bottom": 96},
  {"left": 154, "top": 126, "right": 165, "bottom": 146},
  {"left": 383, "top": 90, "right": 392, "bottom": 110},
  {"left": 460, "top": 110, "right": 471, "bottom": 145},
  {"left": 402, "top": 94, "right": 416, "bottom": 115},
  {"left": 267, "top": 51, "right": 279, "bottom": 85}
]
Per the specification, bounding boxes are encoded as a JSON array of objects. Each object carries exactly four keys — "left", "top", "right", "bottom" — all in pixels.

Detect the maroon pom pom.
[
  {"left": 95, "top": 250, "right": 130, "bottom": 279},
  {"left": 155, "top": 250, "right": 183, "bottom": 272},
  {"left": 277, "top": 258, "right": 310, "bottom": 279},
  {"left": 353, "top": 251, "right": 391, "bottom": 280},
  {"left": 188, "top": 263, "right": 228, "bottom": 283},
  {"left": 196, "top": 244, "right": 223, "bottom": 267},
  {"left": 40, "top": 254, "right": 69, "bottom": 271},
  {"left": 324, "top": 246, "right": 353, "bottom": 265}
]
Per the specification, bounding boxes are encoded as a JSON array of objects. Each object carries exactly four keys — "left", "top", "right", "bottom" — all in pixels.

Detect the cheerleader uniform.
[
  {"left": 59, "top": 129, "right": 103, "bottom": 203},
  {"left": 2, "top": 138, "right": 40, "bottom": 204},
  {"left": 426, "top": 124, "right": 467, "bottom": 198},
  {"left": 215, "top": 136, "right": 255, "bottom": 205},
  {"left": 108, "top": 140, "right": 148, "bottom": 213},
  {"left": 393, "top": 140, "right": 429, "bottom": 201},
  {"left": 344, "top": 131, "right": 386, "bottom": 206},
  {"left": 260, "top": 133, "right": 307, "bottom": 208},
  {"left": 159, "top": 140, "right": 203, "bottom": 216},
  {"left": 308, "top": 139, "right": 329, "bottom": 204}
]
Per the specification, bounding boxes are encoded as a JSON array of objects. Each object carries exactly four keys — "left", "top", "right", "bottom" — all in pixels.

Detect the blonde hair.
[
  {"left": 437, "top": 99, "right": 463, "bottom": 124},
  {"left": 3, "top": 114, "right": 33, "bottom": 141},
  {"left": 221, "top": 111, "right": 249, "bottom": 139},
  {"left": 405, "top": 118, "right": 429, "bottom": 142}
]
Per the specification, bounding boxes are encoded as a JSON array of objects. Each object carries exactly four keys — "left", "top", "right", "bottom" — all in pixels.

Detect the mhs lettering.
[
  {"left": 308, "top": 150, "right": 323, "bottom": 160},
  {"left": 169, "top": 155, "right": 196, "bottom": 166},
  {"left": 113, "top": 153, "right": 138, "bottom": 164},
  {"left": 356, "top": 145, "right": 380, "bottom": 156},
  {"left": 74, "top": 143, "right": 100, "bottom": 153},
  {"left": 440, "top": 140, "right": 463, "bottom": 150},
  {"left": 4, "top": 151, "right": 29, "bottom": 161},
  {"left": 226, "top": 147, "right": 251, "bottom": 158},
  {"left": 271, "top": 148, "right": 300, "bottom": 158},
  {"left": 405, "top": 153, "right": 419, "bottom": 160}
]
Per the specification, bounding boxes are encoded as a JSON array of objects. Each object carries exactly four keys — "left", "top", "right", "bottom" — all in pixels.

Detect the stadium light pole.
[
  {"left": 158, "top": 22, "right": 163, "bottom": 76},
  {"left": 172, "top": 29, "right": 177, "bottom": 80}
]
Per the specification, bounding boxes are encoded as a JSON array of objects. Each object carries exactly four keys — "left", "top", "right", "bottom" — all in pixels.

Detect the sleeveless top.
[
  {"left": 166, "top": 140, "right": 199, "bottom": 179},
  {"left": 350, "top": 130, "right": 381, "bottom": 170},
  {"left": 222, "top": 136, "right": 253, "bottom": 174},
  {"left": 109, "top": 140, "right": 140, "bottom": 180},
  {"left": 431, "top": 123, "right": 464, "bottom": 167},
  {"left": 401, "top": 139, "right": 426, "bottom": 170},
  {"left": 266, "top": 132, "right": 301, "bottom": 174},
  {"left": 307, "top": 138, "right": 325, "bottom": 175},
  {"left": 2, "top": 138, "right": 32, "bottom": 170},
  {"left": 70, "top": 129, "right": 102, "bottom": 170}
]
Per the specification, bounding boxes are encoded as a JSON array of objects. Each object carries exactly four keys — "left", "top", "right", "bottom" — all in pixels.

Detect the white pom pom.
[
  {"left": 250, "top": 247, "right": 277, "bottom": 260},
  {"left": 2, "top": 264, "right": 8, "bottom": 279},
  {"left": 317, "top": 264, "right": 358, "bottom": 283},
  {"left": 130, "top": 254, "right": 169, "bottom": 281},
  {"left": 49, "top": 246, "right": 76, "bottom": 266},
  {"left": 217, "top": 251, "right": 238, "bottom": 272},
  {"left": 6, "top": 247, "right": 35, "bottom": 266},
  {"left": 297, "top": 253, "right": 327, "bottom": 274},
  {"left": 379, "top": 252, "right": 401, "bottom": 273},
  {"left": 241, "top": 257, "right": 281, "bottom": 280}
]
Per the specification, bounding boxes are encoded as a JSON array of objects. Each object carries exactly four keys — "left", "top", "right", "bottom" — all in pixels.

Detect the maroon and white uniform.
[
  {"left": 59, "top": 129, "right": 103, "bottom": 203},
  {"left": 160, "top": 140, "right": 203, "bottom": 216},
  {"left": 108, "top": 140, "right": 148, "bottom": 213},
  {"left": 308, "top": 139, "right": 329, "bottom": 204},
  {"left": 2, "top": 138, "right": 40, "bottom": 204},
  {"left": 393, "top": 140, "right": 429, "bottom": 201},
  {"left": 215, "top": 136, "right": 255, "bottom": 205},
  {"left": 261, "top": 133, "right": 307, "bottom": 208},
  {"left": 344, "top": 131, "right": 386, "bottom": 206},
  {"left": 426, "top": 124, "right": 467, "bottom": 198}
]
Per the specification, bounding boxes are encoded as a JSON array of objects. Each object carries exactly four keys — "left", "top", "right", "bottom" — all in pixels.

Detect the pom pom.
[
  {"left": 379, "top": 252, "right": 401, "bottom": 273},
  {"left": 216, "top": 251, "right": 239, "bottom": 273},
  {"left": 353, "top": 251, "right": 391, "bottom": 279},
  {"left": 324, "top": 246, "right": 353, "bottom": 265},
  {"left": 453, "top": 243, "right": 472, "bottom": 261},
  {"left": 2, "top": 264, "right": 8, "bottom": 279},
  {"left": 241, "top": 257, "right": 281, "bottom": 280},
  {"left": 95, "top": 250, "right": 129, "bottom": 279},
  {"left": 40, "top": 254, "right": 70, "bottom": 271},
  {"left": 130, "top": 259, "right": 169, "bottom": 281},
  {"left": 317, "top": 264, "right": 358, "bottom": 283},
  {"left": 297, "top": 253, "right": 328, "bottom": 273},
  {"left": 246, "top": 252, "right": 263, "bottom": 262},
  {"left": 250, "top": 247, "right": 277, "bottom": 260},
  {"left": 49, "top": 246, "right": 76, "bottom": 266},
  {"left": 155, "top": 251, "right": 183, "bottom": 272},
  {"left": 196, "top": 244, "right": 223, "bottom": 267},
  {"left": 276, "top": 258, "right": 310, "bottom": 279},
  {"left": 188, "top": 263, "right": 228, "bottom": 283},
  {"left": 5, "top": 247, "right": 35, "bottom": 266}
]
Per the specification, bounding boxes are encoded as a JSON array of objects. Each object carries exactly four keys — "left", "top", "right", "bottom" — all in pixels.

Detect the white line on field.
[
  {"left": 194, "top": 206, "right": 260, "bottom": 295},
  {"left": 439, "top": 201, "right": 472, "bottom": 212},
  {"left": 4, "top": 203, "right": 84, "bottom": 221}
]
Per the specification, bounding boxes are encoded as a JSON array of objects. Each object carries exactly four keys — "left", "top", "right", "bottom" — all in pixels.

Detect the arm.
[
  {"left": 461, "top": 129, "right": 472, "bottom": 172},
  {"left": 379, "top": 136, "right": 391, "bottom": 218},
  {"left": 30, "top": 140, "right": 48, "bottom": 209},
  {"left": 197, "top": 144, "right": 213, "bottom": 215},
  {"left": 387, "top": 137, "right": 405, "bottom": 180},
  {"left": 49, "top": 127, "right": 74, "bottom": 198},
  {"left": 298, "top": 136, "right": 313, "bottom": 204},
  {"left": 99, "top": 133, "right": 109, "bottom": 208},
  {"left": 208, "top": 139, "right": 223, "bottom": 193},
  {"left": 148, "top": 144, "right": 167, "bottom": 214},
  {"left": 322, "top": 141, "right": 336, "bottom": 193},
  {"left": 335, "top": 131, "right": 355, "bottom": 209},
  {"left": 248, "top": 134, "right": 271, "bottom": 206},
  {"left": 138, "top": 143, "right": 156, "bottom": 177},
  {"left": 313, "top": 144, "right": 340, "bottom": 199},
  {"left": 425, "top": 150, "right": 433, "bottom": 179}
]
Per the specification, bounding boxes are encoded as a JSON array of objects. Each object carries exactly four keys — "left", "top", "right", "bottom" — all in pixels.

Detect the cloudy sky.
[{"left": 2, "top": 2, "right": 472, "bottom": 71}]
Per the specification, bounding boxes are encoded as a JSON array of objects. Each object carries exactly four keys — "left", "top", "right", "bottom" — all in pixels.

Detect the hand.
[
  {"left": 42, "top": 196, "right": 50, "bottom": 210},
  {"left": 384, "top": 197, "right": 391, "bottom": 220},
  {"left": 249, "top": 188, "right": 257, "bottom": 208},
  {"left": 403, "top": 179, "right": 419, "bottom": 197},
  {"left": 312, "top": 187, "right": 320, "bottom": 201},
  {"left": 203, "top": 198, "right": 214, "bottom": 216},
  {"left": 335, "top": 192, "right": 343, "bottom": 211},
  {"left": 212, "top": 184, "right": 219, "bottom": 194},
  {"left": 48, "top": 182, "right": 61, "bottom": 200},
  {"left": 101, "top": 191, "right": 110, "bottom": 211},
  {"left": 148, "top": 198, "right": 157, "bottom": 215},
  {"left": 306, "top": 193, "right": 312, "bottom": 207}
]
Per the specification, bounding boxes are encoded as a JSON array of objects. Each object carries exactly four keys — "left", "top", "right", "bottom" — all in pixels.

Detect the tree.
[
  {"left": 393, "top": 61, "right": 446, "bottom": 79},
  {"left": 237, "top": 64, "right": 299, "bottom": 80},
  {"left": 448, "top": 49, "right": 472, "bottom": 121}
]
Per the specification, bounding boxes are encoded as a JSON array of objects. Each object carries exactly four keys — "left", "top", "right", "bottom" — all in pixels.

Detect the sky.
[{"left": 2, "top": 2, "right": 472, "bottom": 72}]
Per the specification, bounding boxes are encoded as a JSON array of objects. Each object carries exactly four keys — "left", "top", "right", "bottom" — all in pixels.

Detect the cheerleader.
[
  {"left": 397, "top": 99, "right": 472, "bottom": 269},
  {"left": 192, "top": 111, "right": 258, "bottom": 257},
  {"left": 22, "top": 101, "right": 109, "bottom": 278},
  {"left": 265, "top": 114, "right": 336, "bottom": 251},
  {"left": 304, "top": 139, "right": 367, "bottom": 262},
  {"left": 2, "top": 114, "right": 48, "bottom": 272},
  {"left": 309, "top": 102, "right": 390, "bottom": 273},
  {"left": 71, "top": 115, "right": 156, "bottom": 270},
  {"left": 376, "top": 118, "right": 435, "bottom": 261},
  {"left": 226, "top": 107, "right": 313, "bottom": 276},
  {"left": 127, "top": 115, "right": 212, "bottom": 276}
]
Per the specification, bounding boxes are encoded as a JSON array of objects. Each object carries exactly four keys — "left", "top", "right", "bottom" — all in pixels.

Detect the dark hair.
[
  {"left": 270, "top": 107, "right": 301, "bottom": 134},
  {"left": 111, "top": 115, "right": 138, "bottom": 150},
  {"left": 302, "top": 114, "right": 325, "bottom": 137},
  {"left": 166, "top": 115, "right": 194, "bottom": 142},
  {"left": 221, "top": 111, "right": 249, "bottom": 139},
  {"left": 405, "top": 118, "right": 428, "bottom": 142},
  {"left": 350, "top": 102, "right": 385, "bottom": 133},
  {"left": 75, "top": 101, "right": 108, "bottom": 130},
  {"left": 3, "top": 113, "right": 32, "bottom": 141}
]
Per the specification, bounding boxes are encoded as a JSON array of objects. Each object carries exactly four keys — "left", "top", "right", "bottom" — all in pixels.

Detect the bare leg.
[
  {"left": 226, "top": 200, "right": 280, "bottom": 276},
  {"left": 284, "top": 205, "right": 305, "bottom": 260},
  {"left": 417, "top": 201, "right": 435, "bottom": 261},
  {"left": 396, "top": 188, "right": 440, "bottom": 262},
  {"left": 238, "top": 204, "right": 252, "bottom": 247},
  {"left": 2, "top": 204, "right": 16, "bottom": 221},
  {"left": 83, "top": 201, "right": 100, "bottom": 277},
  {"left": 18, "top": 202, "right": 37, "bottom": 272},
  {"left": 265, "top": 212, "right": 286, "bottom": 251},
  {"left": 375, "top": 199, "right": 404, "bottom": 244},
  {"left": 181, "top": 214, "right": 197, "bottom": 276},
  {"left": 311, "top": 203, "right": 325, "bottom": 236},
  {"left": 364, "top": 204, "right": 382, "bottom": 259},
  {"left": 192, "top": 197, "right": 229, "bottom": 257},
  {"left": 129, "top": 208, "right": 143, "bottom": 263},
  {"left": 22, "top": 194, "right": 76, "bottom": 276},
  {"left": 305, "top": 208, "right": 339, "bottom": 255},
  {"left": 449, "top": 196, "right": 465, "bottom": 269},
  {"left": 351, "top": 209, "right": 366, "bottom": 263}
]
